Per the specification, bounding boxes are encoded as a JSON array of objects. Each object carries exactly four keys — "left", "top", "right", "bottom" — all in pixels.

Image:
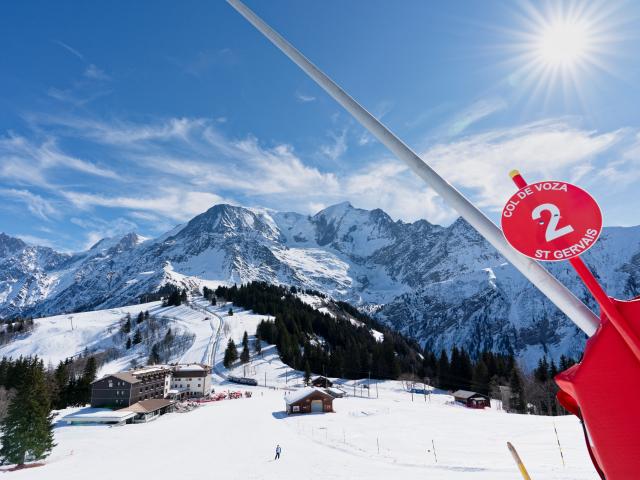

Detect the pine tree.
[
  {"left": 82, "top": 357, "right": 97, "bottom": 384},
  {"left": 437, "top": 350, "right": 450, "bottom": 390},
  {"left": 77, "top": 356, "right": 98, "bottom": 405},
  {"left": 240, "top": 331, "right": 250, "bottom": 364},
  {"left": 132, "top": 329, "right": 142, "bottom": 345},
  {"left": 509, "top": 367, "right": 527, "bottom": 414},
  {"left": 0, "top": 358, "right": 55, "bottom": 466},
  {"left": 223, "top": 339, "right": 238, "bottom": 368},
  {"left": 472, "top": 359, "right": 490, "bottom": 395},
  {"left": 228, "top": 307, "right": 234, "bottom": 316},
  {"left": 136, "top": 312, "right": 144, "bottom": 324},
  {"left": 534, "top": 357, "right": 549, "bottom": 383},
  {"left": 304, "top": 361, "right": 311, "bottom": 385},
  {"left": 458, "top": 348, "right": 474, "bottom": 390},
  {"left": 121, "top": 317, "right": 131, "bottom": 334},
  {"left": 52, "top": 361, "right": 69, "bottom": 409},
  {"left": 148, "top": 344, "right": 161, "bottom": 365},
  {"left": 254, "top": 334, "right": 262, "bottom": 355},
  {"left": 126, "top": 337, "right": 132, "bottom": 350}
]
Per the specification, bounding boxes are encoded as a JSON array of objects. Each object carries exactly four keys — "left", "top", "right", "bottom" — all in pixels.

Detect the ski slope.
[
  {"left": 0, "top": 298, "right": 599, "bottom": 479},
  {"left": 12, "top": 381, "right": 597, "bottom": 480},
  {"left": 0, "top": 296, "right": 274, "bottom": 376},
  {"left": 0, "top": 302, "right": 165, "bottom": 366}
]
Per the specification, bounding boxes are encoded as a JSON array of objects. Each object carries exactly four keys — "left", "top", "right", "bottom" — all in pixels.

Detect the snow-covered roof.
[
  {"left": 119, "top": 399, "right": 175, "bottom": 413},
  {"left": 132, "top": 366, "right": 169, "bottom": 375},
  {"left": 325, "top": 387, "right": 345, "bottom": 396},
  {"left": 285, "top": 387, "right": 332, "bottom": 404},
  {"left": 452, "top": 390, "right": 487, "bottom": 400},
  {"left": 174, "top": 364, "right": 207, "bottom": 371},
  {"left": 64, "top": 409, "right": 136, "bottom": 422}
]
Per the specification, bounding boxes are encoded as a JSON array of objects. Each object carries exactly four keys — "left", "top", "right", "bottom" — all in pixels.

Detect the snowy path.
[{"left": 185, "top": 298, "right": 227, "bottom": 380}]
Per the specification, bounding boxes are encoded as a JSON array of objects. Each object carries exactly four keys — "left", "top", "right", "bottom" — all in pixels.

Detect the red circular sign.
[{"left": 501, "top": 180, "right": 602, "bottom": 261}]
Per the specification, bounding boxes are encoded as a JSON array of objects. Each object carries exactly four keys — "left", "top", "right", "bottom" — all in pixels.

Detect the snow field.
[
  {"left": 0, "top": 297, "right": 598, "bottom": 479},
  {"left": 0, "top": 302, "right": 164, "bottom": 366},
  {"left": 11, "top": 382, "right": 597, "bottom": 480}
]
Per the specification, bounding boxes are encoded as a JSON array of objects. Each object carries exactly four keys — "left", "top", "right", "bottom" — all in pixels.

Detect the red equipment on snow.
[
  {"left": 506, "top": 170, "right": 640, "bottom": 479},
  {"left": 556, "top": 297, "right": 640, "bottom": 479}
]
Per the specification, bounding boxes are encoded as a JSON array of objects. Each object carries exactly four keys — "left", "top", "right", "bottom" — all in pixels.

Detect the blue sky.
[{"left": 1, "top": 0, "right": 639, "bottom": 251}]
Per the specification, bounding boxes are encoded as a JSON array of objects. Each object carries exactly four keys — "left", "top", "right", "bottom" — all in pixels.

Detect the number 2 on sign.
[{"left": 532, "top": 203, "right": 574, "bottom": 242}]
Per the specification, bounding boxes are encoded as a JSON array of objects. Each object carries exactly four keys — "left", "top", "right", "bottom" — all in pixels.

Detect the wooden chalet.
[
  {"left": 310, "top": 376, "right": 333, "bottom": 388},
  {"left": 285, "top": 387, "right": 334, "bottom": 414},
  {"left": 452, "top": 390, "right": 490, "bottom": 409}
]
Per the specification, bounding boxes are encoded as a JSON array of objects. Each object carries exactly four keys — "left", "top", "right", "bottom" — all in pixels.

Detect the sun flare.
[
  {"left": 536, "top": 20, "right": 590, "bottom": 67},
  {"left": 503, "top": 1, "right": 620, "bottom": 105}
]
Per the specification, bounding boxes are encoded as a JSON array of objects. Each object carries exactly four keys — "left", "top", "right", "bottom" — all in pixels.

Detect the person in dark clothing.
[{"left": 275, "top": 444, "right": 282, "bottom": 460}]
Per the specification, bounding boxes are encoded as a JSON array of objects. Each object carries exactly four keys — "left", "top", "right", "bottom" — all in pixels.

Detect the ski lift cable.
[{"left": 226, "top": 0, "right": 599, "bottom": 336}]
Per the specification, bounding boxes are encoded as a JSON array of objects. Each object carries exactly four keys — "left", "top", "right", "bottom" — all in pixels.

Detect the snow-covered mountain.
[{"left": 2, "top": 202, "right": 640, "bottom": 364}]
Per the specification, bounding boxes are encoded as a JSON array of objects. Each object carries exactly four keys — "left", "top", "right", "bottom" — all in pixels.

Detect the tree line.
[
  {"left": 215, "top": 281, "right": 578, "bottom": 416},
  {"left": 0, "top": 353, "right": 102, "bottom": 466},
  {"left": 215, "top": 282, "right": 421, "bottom": 380},
  {"left": 0, "top": 318, "right": 35, "bottom": 346}
]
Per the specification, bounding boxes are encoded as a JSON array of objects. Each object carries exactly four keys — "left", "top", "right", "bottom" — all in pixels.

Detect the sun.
[
  {"left": 536, "top": 19, "right": 590, "bottom": 68},
  {"left": 501, "top": 1, "right": 620, "bottom": 106}
]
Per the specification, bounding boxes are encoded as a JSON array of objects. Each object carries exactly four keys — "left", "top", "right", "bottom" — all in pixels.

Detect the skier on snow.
[{"left": 275, "top": 444, "right": 282, "bottom": 460}]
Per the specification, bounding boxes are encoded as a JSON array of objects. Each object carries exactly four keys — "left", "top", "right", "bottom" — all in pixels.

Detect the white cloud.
[
  {"left": 341, "top": 161, "right": 454, "bottom": 224},
  {"left": 445, "top": 97, "right": 508, "bottom": 136},
  {"left": 53, "top": 40, "right": 84, "bottom": 61},
  {"left": 232, "top": 137, "right": 339, "bottom": 195},
  {"left": 422, "top": 120, "right": 622, "bottom": 211},
  {"left": 84, "top": 64, "right": 110, "bottom": 81},
  {"left": 9, "top": 110, "right": 633, "bottom": 244},
  {"left": 319, "top": 129, "right": 348, "bottom": 162},
  {"left": 62, "top": 188, "right": 228, "bottom": 222},
  {"left": 295, "top": 91, "right": 316, "bottom": 103},
  {"left": 0, "top": 189, "right": 58, "bottom": 221},
  {"left": 596, "top": 132, "right": 640, "bottom": 186},
  {"left": 0, "top": 133, "right": 119, "bottom": 181},
  {"left": 15, "top": 234, "right": 59, "bottom": 249},
  {"left": 70, "top": 216, "right": 140, "bottom": 250}
]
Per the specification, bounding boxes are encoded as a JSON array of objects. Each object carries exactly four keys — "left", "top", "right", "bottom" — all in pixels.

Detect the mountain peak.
[
  {"left": 315, "top": 201, "right": 355, "bottom": 216},
  {"left": 88, "top": 232, "right": 144, "bottom": 254},
  {"left": 0, "top": 232, "right": 27, "bottom": 257}
]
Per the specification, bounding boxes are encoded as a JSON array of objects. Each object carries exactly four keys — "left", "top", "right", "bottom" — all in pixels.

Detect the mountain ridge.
[{"left": 2, "top": 202, "right": 639, "bottom": 365}]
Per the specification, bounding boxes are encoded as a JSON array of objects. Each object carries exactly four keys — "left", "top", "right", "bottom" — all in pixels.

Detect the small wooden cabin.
[
  {"left": 452, "top": 390, "right": 490, "bottom": 409},
  {"left": 310, "top": 376, "right": 333, "bottom": 388},
  {"left": 286, "top": 387, "right": 334, "bottom": 414}
]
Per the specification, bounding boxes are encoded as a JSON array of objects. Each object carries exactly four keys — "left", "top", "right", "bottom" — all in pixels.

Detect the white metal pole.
[{"left": 226, "top": 0, "right": 599, "bottom": 336}]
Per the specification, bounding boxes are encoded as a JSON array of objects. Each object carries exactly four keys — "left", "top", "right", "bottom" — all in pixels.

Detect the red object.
[
  {"left": 501, "top": 177, "right": 602, "bottom": 261},
  {"left": 556, "top": 297, "right": 640, "bottom": 479},
  {"left": 508, "top": 170, "right": 640, "bottom": 479}
]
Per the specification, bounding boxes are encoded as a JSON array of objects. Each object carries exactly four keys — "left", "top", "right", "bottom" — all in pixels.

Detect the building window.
[{"left": 108, "top": 381, "right": 113, "bottom": 388}]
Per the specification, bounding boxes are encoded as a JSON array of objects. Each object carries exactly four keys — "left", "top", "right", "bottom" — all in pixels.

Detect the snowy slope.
[
  {"left": 2, "top": 202, "right": 640, "bottom": 364},
  {"left": 10, "top": 380, "right": 598, "bottom": 479},
  {"left": 0, "top": 296, "right": 600, "bottom": 479}
]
